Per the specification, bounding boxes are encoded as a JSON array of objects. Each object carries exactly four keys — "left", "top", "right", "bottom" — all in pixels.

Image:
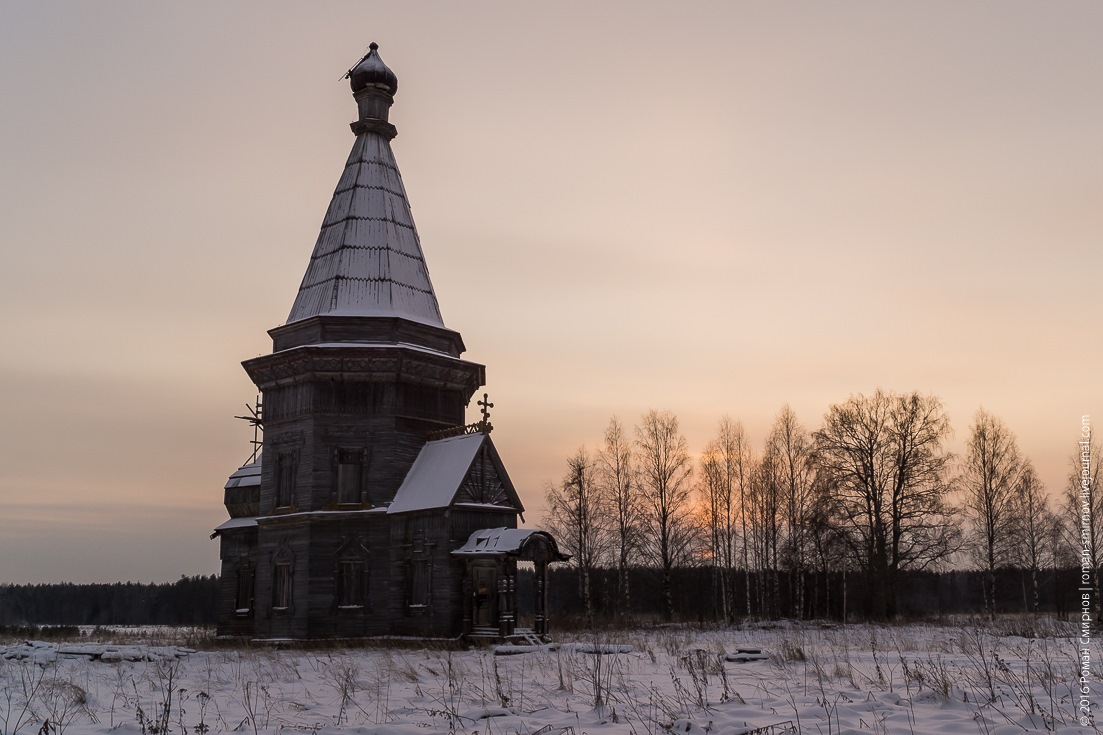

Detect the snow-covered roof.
[
  {"left": 286, "top": 129, "right": 444, "bottom": 328},
  {"left": 387, "top": 433, "right": 485, "bottom": 513},
  {"left": 451, "top": 528, "right": 560, "bottom": 557},
  {"left": 224, "top": 459, "right": 261, "bottom": 490}
]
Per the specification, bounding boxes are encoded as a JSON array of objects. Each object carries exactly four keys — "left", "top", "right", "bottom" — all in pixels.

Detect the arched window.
[{"left": 273, "top": 564, "right": 292, "bottom": 609}]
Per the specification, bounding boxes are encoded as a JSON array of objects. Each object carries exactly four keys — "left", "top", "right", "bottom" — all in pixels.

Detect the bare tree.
[
  {"left": 767, "top": 406, "right": 815, "bottom": 619},
  {"left": 1010, "top": 463, "right": 1056, "bottom": 615},
  {"left": 805, "top": 474, "right": 851, "bottom": 620},
  {"left": 697, "top": 416, "right": 746, "bottom": 622},
  {"left": 699, "top": 443, "right": 727, "bottom": 620},
  {"left": 543, "top": 446, "right": 607, "bottom": 621},
  {"left": 749, "top": 440, "right": 783, "bottom": 618},
  {"left": 595, "top": 416, "right": 638, "bottom": 619},
  {"left": 635, "top": 409, "right": 695, "bottom": 622},
  {"left": 961, "top": 409, "right": 1025, "bottom": 618},
  {"left": 813, "top": 390, "right": 960, "bottom": 620},
  {"left": 729, "top": 422, "right": 756, "bottom": 618}
]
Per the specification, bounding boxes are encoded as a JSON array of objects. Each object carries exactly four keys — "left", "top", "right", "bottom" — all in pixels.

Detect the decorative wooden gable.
[
  {"left": 454, "top": 439, "right": 521, "bottom": 511},
  {"left": 387, "top": 432, "right": 524, "bottom": 515}
]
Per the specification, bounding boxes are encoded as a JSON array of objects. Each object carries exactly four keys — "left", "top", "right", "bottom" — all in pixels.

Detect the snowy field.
[{"left": 1, "top": 621, "right": 1098, "bottom": 735}]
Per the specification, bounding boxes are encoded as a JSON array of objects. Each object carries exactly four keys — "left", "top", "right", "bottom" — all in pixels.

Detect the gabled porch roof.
[{"left": 387, "top": 432, "right": 523, "bottom": 514}]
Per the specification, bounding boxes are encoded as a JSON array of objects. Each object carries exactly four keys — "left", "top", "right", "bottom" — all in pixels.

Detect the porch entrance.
[
  {"left": 452, "top": 528, "right": 569, "bottom": 640},
  {"left": 472, "top": 563, "right": 498, "bottom": 627}
]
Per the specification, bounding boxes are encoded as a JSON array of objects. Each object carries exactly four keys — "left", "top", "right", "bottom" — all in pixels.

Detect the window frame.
[
  {"left": 272, "top": 562, "right": 292, "bottom": 611},
  {"left": 335, "top": 448, "right": 364, "bottom": 506},
  {"left": 335, "top": 559, "right": 366, "bottom": 609},
  {"left": 234, "top": 566, "right": 255, "bottom": 614},
  {"left": 409, "top": 557, "right": 430, "bottom": 608},
  {"left": 275, "top": 451, "right": 297, "bottom": 510}
]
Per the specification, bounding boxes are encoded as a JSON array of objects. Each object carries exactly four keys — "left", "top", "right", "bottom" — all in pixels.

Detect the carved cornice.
[{"left": 243, "top": 345, "right": 484, "bottom": 394}]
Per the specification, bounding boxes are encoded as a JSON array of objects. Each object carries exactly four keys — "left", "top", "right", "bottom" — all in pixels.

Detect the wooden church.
[{"left": 212, "top": 44, "right": 567, "bottom": 640}]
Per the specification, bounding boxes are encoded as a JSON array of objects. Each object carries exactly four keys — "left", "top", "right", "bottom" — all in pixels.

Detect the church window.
[
  {"left": 410, "top": 558, "right": 430, "bottom": 607},
  {"left": 235, "top": 567, "right": 255, "bottom": 613},
  {"left": 275, "top": 451, "right": 297, "bottom": 509},
  {"left": 335, "top": 449, "right": 364, "bottom": 505},
  {"left": 336, "top": 560, "right": 365, "bottom": 608},
  {"left": 273, "top": 563, "right": 292, "bottom": 610}
]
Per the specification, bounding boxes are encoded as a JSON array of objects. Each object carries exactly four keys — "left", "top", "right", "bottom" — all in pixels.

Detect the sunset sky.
[{"left": 1, "top": 2, "right": 1099, "bottom": 583}]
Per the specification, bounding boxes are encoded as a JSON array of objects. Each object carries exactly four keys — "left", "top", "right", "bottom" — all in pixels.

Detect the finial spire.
[
  {"left": 345, "top": 41, "right": 399, "bottom": 139},
  {"left": 285, "top": 43, "right": 445, "bottom": 332}
]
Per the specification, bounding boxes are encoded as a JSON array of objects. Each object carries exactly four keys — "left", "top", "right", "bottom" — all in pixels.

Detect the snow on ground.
[{"left": 0, "top": 621, "right": 1099, "bottom": 735}]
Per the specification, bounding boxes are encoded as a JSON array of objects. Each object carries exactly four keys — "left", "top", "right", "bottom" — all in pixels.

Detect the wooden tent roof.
[{"left": 286, "top": 47, "right": 444, "bottom": 329}]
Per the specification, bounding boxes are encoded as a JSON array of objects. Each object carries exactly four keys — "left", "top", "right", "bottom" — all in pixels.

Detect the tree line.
[
  {"left": 543, "top": 391, "right": 1101, "bottom": 623},
  {"left": 0, "top": 576, "right": 218, "bottom": 626}
]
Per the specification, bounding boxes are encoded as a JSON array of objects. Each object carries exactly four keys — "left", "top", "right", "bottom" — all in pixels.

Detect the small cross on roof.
[{"left": 478, "top": 393, "right": 494, "bottom": 424}]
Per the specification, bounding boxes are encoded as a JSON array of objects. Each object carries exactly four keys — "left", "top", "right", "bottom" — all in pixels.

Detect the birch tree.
[
  {"left": 698, "top": 416, "right": 747, "bottom": 621},
  {"left": 961, "top": 409, "right": 1025, "bottom": 618},
  {"left": 749, "top": 441, "right": 783, "bottom": 618},
  {"left": 767, "top": 406, "right": 815, "bottom": 619},
  {"left": 596, "top": 416, "right": 638, "bottom": 618},
  {"left": 700, "top": 444, "right": 728, "bottom": 619},
  {"left": 1011, "top": 463, "right": 1056, "bottom": 615},
  {"left": 635, "top": 410, "right": 695, "bottom": 622}
]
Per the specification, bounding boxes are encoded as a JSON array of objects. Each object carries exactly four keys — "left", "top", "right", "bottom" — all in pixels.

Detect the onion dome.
[{"left": 349, "top": 42, "right": 398, "bottom": 96}]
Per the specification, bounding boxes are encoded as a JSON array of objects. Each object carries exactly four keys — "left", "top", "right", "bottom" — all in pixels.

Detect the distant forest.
[
  {"left": 0, "top": 576, "right": 218, "bottom": 626},
  {"left": 0, "top": 567, "right": 1090, "bottom": 628}
]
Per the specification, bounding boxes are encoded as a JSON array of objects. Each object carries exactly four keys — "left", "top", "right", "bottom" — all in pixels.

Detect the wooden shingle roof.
[{"left": 286, "top": 56, "right": 444, "bottom": 329}]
